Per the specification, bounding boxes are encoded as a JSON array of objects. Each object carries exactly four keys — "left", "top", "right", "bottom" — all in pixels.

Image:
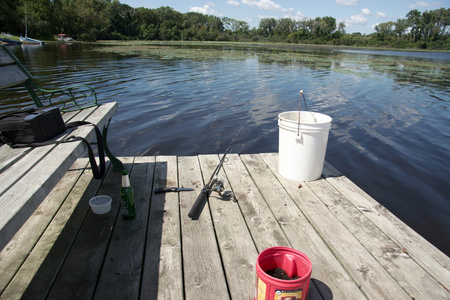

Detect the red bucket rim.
[{"left": 256, "top": 246, "right": 312, "bottom": 283}]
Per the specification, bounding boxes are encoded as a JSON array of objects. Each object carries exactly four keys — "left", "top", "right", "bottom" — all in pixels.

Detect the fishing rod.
[{"left": 188, "top": 126, "right": 243, "bottom": 219}]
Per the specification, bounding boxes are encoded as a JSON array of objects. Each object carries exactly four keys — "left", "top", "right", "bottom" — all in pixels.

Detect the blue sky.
[{"left": 119, "top": 0, "right": 448, "bottom": 34}]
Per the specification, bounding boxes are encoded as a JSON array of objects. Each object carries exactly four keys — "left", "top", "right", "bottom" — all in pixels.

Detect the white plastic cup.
[
  {"left": 89, "top": 195, "right": 112, "bottom": 214},
  {"left": 278, "top": 111, "right": 332, "bottom": 181}
]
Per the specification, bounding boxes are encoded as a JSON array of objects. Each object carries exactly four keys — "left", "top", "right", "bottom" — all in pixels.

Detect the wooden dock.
[{"left": 1, "top": 153, "right": 449, "bottom": 299}]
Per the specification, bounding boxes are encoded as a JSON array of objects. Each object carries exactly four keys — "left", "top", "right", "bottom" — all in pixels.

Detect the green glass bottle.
[{"left": 120, "top": 169, "right": 136, "bottom": 220}]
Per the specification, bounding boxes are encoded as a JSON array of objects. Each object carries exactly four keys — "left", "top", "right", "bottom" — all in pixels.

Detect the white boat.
[
  {"left": 20, "top": 35, "right": 44, "bottom": 44},
  {"left": 20, "top": 4, "right": 44, "bottom": 44}
]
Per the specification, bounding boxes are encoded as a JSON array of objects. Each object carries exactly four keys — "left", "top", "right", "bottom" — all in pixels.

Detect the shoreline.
[{"left": 3, "top": 32, "right": 449, "bottom": 53}]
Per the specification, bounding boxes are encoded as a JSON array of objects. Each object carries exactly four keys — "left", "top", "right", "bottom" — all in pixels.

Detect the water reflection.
[
  {"left": 0, "top": 43, "right": 449, "bottom": 257},
  {"left": 85, "top": 42, "right": 450, "bottom": 97}
]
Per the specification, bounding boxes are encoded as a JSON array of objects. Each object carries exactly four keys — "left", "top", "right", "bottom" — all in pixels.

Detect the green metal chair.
[
  {"left": 1, "top": 45, "right": 100, "bottom": 112},
  {"left": 0, "top": 44, "right": 123, "bottom": 172}
]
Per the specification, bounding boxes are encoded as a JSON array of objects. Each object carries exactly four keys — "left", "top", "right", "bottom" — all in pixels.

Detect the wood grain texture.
[
  {"left": 0, "top": 47, "right": 15, "bottom": 65},
  {"left": 0, "top": 158, "right": 103, "bottom": 299},
  {"left": 178, "top": 155, "right": 230, "bottom": 300},
  {"left": 95, "top": 156, "right": 155, "bottom": 300},
  {"left": 2, "top": 154, "right": 448, "bottom": 300},
  {"left": 0, "top": 65, "right": 28, "bottom": 89},
  {"left": 0, "top": 102, "right": 118, "bottom": 250},
  {"left": 323, "top": 171, "right": 450, "bottom": 292},
  {"left": 260, "top": 153, "right": 411, "bottom": 299},
  {"left": 141, "top": 156, "right": 183, "bottom": 300},
  {"left": 242, "top": 154, "right": 365, "bottom": 300},
  {"left": 222, "top": 154, "right": 290, "bottom": 250},
  {"left": 45, "top": 157, "right": 134, "bottom": 300},
  {"left": 306, "top": 177, "right": 449, "bottom": 299},
  {"left": 198, "top": 154, "right": 258, "bottom": 300},
  {"left": 0, "top": 158, "right": 89, "bottom": 294}
]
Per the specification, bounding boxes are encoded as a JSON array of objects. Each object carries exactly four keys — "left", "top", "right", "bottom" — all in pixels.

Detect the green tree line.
[{"left": 1, "top": 0, "right": 449, "bottom": 50}]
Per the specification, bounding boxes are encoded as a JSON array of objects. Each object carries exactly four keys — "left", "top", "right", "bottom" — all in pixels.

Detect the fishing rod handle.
[{"left": 188, "top": 184, "right": 209, "bottom": 218}]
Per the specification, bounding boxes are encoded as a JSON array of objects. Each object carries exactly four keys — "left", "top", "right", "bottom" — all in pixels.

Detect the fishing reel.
[{"left": 210, "top": 176, "right": 225, "bottom": 195}]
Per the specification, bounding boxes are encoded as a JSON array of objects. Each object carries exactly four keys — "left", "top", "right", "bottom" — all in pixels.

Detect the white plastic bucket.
[{"left": 278, "top": 111, "right": 332, "bottom": 181}]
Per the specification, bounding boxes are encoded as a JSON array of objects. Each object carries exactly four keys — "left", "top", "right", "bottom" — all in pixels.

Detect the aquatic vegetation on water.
[
  {"left": 94, "top": 41, "right": 449, "bottom": 89},
  {"left": 95, "top": 44, "right": 255, "bottom": 60}
]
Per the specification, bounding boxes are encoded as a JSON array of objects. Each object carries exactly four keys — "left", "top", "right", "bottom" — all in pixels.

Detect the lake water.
[{"left": 1, "top": 43, "right": 449, "bottom": 256}]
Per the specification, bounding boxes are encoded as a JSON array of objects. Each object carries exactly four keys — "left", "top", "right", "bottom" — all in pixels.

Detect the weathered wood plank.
[
  {"left": 0, "top": 158, "right": 103, "bottom": 299},
  {"left": 0, "top": 104, "right": 110, "bottom": 195},
  {"left": 178, "top": 156, "right": 230, "bottom": 299},
  {"left": 0, "top": 102, "right": 117, "bottom": 250},
  {"left": 62, "top": 104, "right": 98, "bottom": 123},
  {"left": 322, "top": 161, "right": 342, "bottom": 177},
  {"left": 95, "top": 156, "right": 155, "bottom": 300},
  {"left": 322, "top": 171, "right": 450, "bottom": 291},
  {"left": 0, "top": 106, "right": 90, "bottom": 175},
  {"left": 223, "top": 154, "right": 331, "bottom": 300},
  {"left": 61, "top": 106, "right": 95, "bottom": 123},
  {"left": 0, "top": 158, "right": 89, "bottom": 294},
  {"left": 260, "top": 153, "right": 411, "bottom": 299},
  {"left": 0, "top": 47, "right": 15, "bottom": 65},
  {"left": 45, "top": 157, "right": 134, "bottom": 300},
  {"left": 0, "top": 104, "right": 98, "bottom": 193},
  {"left": 306, "top": 176, "right": 450, "bottom": 299},
  {"left": 0, "top": 144, "right": 29, "bottom": 174},
  {"left": 226, "top": 154, "right": 336, "bottom": 300},
  {"left": 323, "top": 161, "right": 450, "bottom": 289},
  {"left": 2, "top": 154, "right": 448, "bottom": 300},
  {"left": 222, "top": 154, "right": 290, "bottom": 250},
  {"left": 141, "top": 156, "right": 183, "bottom": 300},
  {"left": 0, "top": 143, "right": 55, "bottom": 195},
  {"left": 0, "top": 65, "right": 28, "bottom": 89},
  {"left": 198, "top": 154, "right": 258, "bottom": 300},
  {"left": 241, "top": 154, "right": 365, "bottom": 300},
  {"left": 0, "top": 106, "right": 99, "bottom": 200}
]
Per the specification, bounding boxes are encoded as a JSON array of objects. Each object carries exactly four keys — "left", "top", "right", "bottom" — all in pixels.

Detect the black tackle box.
[{"left": 0, "top": 107, "right": 66, "bottom": 145}]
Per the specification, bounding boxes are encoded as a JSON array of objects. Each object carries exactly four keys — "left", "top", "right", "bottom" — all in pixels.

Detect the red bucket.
[{"left": 255, "top": 247, "right": 312, "bottom": 300}]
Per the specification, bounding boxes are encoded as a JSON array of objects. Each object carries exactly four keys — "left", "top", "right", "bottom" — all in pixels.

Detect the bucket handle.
[
  {"left": 297, "top": 90, "right": 308, "bottom": 136},
  {"left": 297, "top": 90, "right": 316, "bottom": 137}
]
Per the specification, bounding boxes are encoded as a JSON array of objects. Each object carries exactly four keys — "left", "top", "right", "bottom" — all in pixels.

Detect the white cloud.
[
  {"left": 227, "top": 0, "right": 240, "bottom": 6},
  {"left": 284, "top": 11, "right": 307, "bottom": 21},
  {"left": 361, "top": 8, "right": 371, "bottom": 15},
  {"left": 257, "top": 14, "right": 278, "bottom": 20},
  {"left": 347, "top": 14, "right": 368, "bottom": 25},
  {"left": 344, "top": 8, "right": 371, "bottom": 27},
  {"left": 376, "top": 12, "right": 386, "bottom": 19},
  {"left": 257, "top": 10, "right": 305, "bottom": 23},
  {"left": 408, "top": 1, "right": 429, "bottom": 9},
  {"left": 336, "top": 0, "right": 359, "bottom": 6},
  {"left": 242, "top": 0, "right": 292, "bottom": 12},
  {"left": 190, "top": 2, "right": 223, "bottom": 16}
]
